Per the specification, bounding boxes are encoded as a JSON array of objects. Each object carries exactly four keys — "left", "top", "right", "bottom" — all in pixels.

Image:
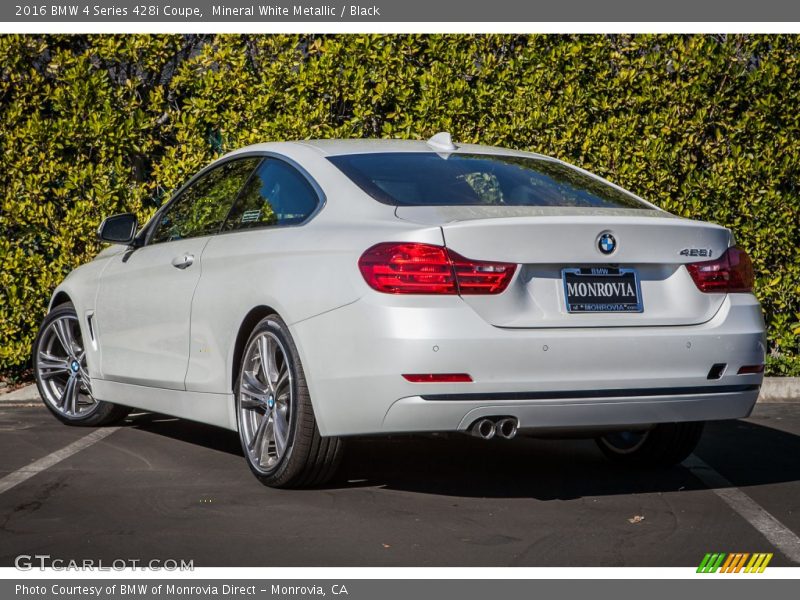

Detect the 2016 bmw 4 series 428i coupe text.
[{"left": 33, "top": 133, "right": 766, "bottom": 487}]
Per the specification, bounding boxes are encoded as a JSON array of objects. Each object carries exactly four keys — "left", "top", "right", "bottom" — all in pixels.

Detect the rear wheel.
[
  {"left": 32, "top": 302, "right": 130, "bottom": 426},
  {"left": 596, "top": 422, "right": 704, "bottom": 467},
  {"left": 235, "top": 314, "right": 342, "bottom": 488}
]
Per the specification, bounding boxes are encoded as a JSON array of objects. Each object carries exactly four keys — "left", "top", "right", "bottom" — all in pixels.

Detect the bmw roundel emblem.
[{"left": 597, "top": 232, "right": 617, "bottom": 255}]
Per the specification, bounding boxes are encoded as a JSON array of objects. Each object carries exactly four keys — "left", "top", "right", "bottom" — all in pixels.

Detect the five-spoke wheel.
[
  {"left": 35, "top": 311, "right": 97, "bottom": 418},
  {"left": 235, "top": 314, "right": 342, "bottom": 487},
  {"left": 33, "top": 302, "right": 129, "bottom": 426},
  {"left": 596, "top": 422, "right": 704, "bottom": 467},
  {"left": 239, "top": 331, "right": 293, "bottom": 472}
]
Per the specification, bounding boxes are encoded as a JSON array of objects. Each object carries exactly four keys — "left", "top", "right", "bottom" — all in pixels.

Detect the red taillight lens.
[
  {"left": 686, "top": 247, "right": 754, "bottom": 293},
  {"left": 358, "top": 242, "right": 456, "bottom": 294},
  {"left": 448, "top": 250, "right": 516, "bottom": 294},
  {"left": 358, "top": 242, "right": 516, "bottom": 295}
]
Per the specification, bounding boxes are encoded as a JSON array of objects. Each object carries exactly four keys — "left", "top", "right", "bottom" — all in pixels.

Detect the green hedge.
[{"left": 1, "top": 34, "right": 799, "bottom": 376}]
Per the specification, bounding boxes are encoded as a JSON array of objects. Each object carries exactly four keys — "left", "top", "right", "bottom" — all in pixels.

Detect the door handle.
[{"left": 171, "top": 254, "right": 195, "bottom": 269}]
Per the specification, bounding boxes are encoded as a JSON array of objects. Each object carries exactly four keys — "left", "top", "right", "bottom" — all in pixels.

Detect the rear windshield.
[{"left": 328, "top": 152, "right": 649, "bottom": 209}]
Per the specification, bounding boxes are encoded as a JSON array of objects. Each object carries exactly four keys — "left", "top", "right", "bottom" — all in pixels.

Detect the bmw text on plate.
[{"left": 32, "top": 133, "right": 766, "bottom": 488}]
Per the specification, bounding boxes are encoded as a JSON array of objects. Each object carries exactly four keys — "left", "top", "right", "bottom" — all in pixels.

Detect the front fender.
[{"left": 45, "top": 250, "right": 117, "bottom": 379}]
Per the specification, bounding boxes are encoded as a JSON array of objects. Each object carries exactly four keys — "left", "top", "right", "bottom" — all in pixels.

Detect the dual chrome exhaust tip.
[{"left": 469, "top": 417, "right": 519, "bottom": 440}]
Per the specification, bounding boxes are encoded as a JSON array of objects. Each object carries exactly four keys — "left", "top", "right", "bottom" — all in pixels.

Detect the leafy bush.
[{"left": 1, "top": 34, "right": 799, "bottom": 376}]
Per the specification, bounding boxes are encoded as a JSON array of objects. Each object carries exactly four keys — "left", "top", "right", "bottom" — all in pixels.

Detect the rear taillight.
[
  {"left": 686, "top": 247, "right": 754, "bottom": 293},
  {"left": 358, "top": 242, "right": 516, "bottom": 295},
  {"left": 449, "top": 251, "right": 516, "bottom": 294},
  {"left": 358, "top": 242, "right": 456, "bottom": 294}
]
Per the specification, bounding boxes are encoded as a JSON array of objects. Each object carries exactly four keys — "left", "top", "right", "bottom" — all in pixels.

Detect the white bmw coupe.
[{"left": 33, "top": 134, "right": 766, "bottom": 487}]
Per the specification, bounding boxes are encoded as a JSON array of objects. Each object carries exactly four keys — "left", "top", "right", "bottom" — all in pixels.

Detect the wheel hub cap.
[
  {"left": 70, "top": 360, "right": 80, "bottom": 373},
  {"left": 267, "top": 395, "right": 275, "bottom": 409}
]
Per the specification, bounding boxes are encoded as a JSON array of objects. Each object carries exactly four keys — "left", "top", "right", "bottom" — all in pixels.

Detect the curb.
[
  {"left": 758, "top": 377, "right": 800, "bottom": 403},
  {"left": 0, "top": 384, "right": 39, "bottom": 403},
  {"left": 2, "top": 378, "right": 799, "bottom": 407},
  {"left": 0, "top": 384, "right": 40, "bottom": 408}
]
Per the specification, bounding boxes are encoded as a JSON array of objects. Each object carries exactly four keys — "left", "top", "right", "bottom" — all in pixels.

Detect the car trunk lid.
[{"left": 395, "top": 206, "right": 732, "bottom": 328}]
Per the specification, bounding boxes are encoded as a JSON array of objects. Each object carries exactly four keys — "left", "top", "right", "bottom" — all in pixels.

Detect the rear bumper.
[
  {"left": 386, "top": 386, "right": 759, "bottom": 434},
  {"left": 291, "top": 293, "right": 765, "bottom": 437}
]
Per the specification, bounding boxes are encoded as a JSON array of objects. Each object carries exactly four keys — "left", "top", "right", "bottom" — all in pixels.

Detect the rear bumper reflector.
[
  {"left": 420, "top": 384, "right": 760, "bottom": 401},
  {"left": 737, "top": 364, "right": 765, "bottom": 375},
  {"left": 403, "top": 373, "right": 473, "bottom": 383}
]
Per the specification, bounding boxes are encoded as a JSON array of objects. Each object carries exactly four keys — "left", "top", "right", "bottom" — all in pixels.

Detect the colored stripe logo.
[{"left": 697, "top": 552, "right": 773, "bottom": 573}]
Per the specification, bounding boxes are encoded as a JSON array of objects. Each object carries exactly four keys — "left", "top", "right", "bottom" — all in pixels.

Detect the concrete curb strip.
[
  {"left": 758, "top": 377, "right": 800, "bottom": 403},
  {"left": 2, "top": 378, "right": 799, "bottom": 405},
  {"left": 0, "top": 384, "right": 40, "bottom": 402}
]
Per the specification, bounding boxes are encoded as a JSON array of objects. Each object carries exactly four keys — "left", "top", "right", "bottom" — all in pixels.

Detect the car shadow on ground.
[{"left": 125, "top": 410, "right": 800, "bottom": 501}]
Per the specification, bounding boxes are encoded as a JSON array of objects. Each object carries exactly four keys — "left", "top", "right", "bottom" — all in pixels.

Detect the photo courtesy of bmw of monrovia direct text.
[{"left": 0, "top": 1, "right": 799, "bottom": 598}]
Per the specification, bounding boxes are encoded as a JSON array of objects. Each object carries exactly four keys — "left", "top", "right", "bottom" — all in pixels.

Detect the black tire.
[
  {"left": 595, "top": 422, "right": 705, "bottom": 467},
  {"left": 234, "top": 314, "right": 342, "bottom": 488},
  {"left": 32, "top": 302, "right": 130, "bottom": 427}
]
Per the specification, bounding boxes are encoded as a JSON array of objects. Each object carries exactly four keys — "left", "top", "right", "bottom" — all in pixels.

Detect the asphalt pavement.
[{"left": 1, "top": 402, "right": 799, "bottom": 567}]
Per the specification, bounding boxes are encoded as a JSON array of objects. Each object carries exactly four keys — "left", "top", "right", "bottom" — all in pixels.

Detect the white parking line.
[
  {"left": 0, "top": 428, "right": 118, "bottom": 495},
  {"left": 686, "top": 455, "right": 800, "bottom": 564}
]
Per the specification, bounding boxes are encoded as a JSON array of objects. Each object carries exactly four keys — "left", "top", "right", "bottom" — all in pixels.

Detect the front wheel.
[
  {"left": 32, "top": 302, "right": 130, "bottom": 426},
  {"left": 235, "top": 314, "right": 342, "bottom": 488},
  {"left": 596, "top": 422, "right": 704, "bottom": 467}
]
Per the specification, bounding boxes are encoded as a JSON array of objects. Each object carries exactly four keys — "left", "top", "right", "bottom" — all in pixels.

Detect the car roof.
[{"left": 225, "top": 137, "right": 549, "bottom": 159}]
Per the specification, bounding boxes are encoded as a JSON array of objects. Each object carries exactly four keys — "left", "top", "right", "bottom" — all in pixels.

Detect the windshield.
[{"left": 328, "top": 152, "right": 650, "bottom": 210}]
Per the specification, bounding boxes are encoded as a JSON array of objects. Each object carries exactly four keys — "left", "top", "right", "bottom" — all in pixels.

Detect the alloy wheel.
[
  {"left": 35, "top": 314, "right": 98, "bottom": 418},
  {"left": 599, "top": 430, "right": 650, "bottom": 455},
  {"left": 238, "top": 331, "right": 293, "bottom": 473}
]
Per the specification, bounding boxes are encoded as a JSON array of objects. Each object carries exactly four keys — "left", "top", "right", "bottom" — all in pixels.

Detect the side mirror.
[{"left": 97, "top": 213, "right": 138, "bottom": 245}]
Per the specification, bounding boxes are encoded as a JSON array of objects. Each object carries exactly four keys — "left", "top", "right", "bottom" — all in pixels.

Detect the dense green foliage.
[{"left": 1, "top": 34, "right": 799, "bottom": 376}]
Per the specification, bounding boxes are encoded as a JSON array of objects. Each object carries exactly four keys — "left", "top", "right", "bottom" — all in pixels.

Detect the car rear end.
[{"left": 294, "top": 146, "right": 765, "bottom": 439}]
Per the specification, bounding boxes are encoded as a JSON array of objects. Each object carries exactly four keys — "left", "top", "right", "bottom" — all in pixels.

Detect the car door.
[{"left": 95, "top": 157, "right": 261, "bottom": 390}]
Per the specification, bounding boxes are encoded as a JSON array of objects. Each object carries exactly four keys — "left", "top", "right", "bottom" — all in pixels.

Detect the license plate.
[{"left": 562, "top": 267, "right": 643, "bottom": 313}]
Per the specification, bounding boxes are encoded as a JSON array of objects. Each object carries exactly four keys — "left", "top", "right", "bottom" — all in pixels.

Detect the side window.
[
  {"left": 223, "top": 158, "right": 319, "bottom": 231},
  {"left": 150, "top": 158, "right": 260, "bottom": 244}
]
